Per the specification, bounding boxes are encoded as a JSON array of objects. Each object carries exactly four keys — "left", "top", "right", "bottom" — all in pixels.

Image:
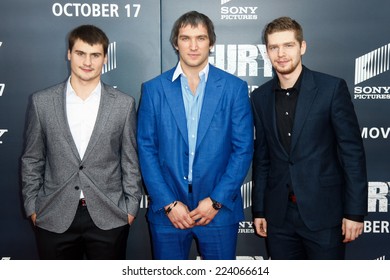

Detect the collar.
[
  {"left": 273, "top": 67, "right": 304, "bottom": 93},
  {"left": 66, "top": 76, "right": 102, "bottom": 100},
  {"left": 172, "top": 62, "right": 209, "bottom": 82}
]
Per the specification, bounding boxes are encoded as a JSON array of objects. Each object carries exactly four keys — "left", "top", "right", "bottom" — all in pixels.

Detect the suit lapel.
[
  {"left": 82, "top": 84, "right": 115, "bottom": 161},
  {"left": 291, "top": 68, "right": 318, "bottom": 153},
  {"left": 52, "top": 83, "right": 81, "bottom": 161},
  {"left": 196, "top": 66, "right": 224, "bottom": 149},
  {"left": 162, "top": 71, "right": 189, "bottom": 146}
]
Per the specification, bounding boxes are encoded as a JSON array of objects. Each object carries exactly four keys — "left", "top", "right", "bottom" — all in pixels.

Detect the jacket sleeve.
[
  {"left": 209, "top": 80, "right": 254, "bottom": 210},
  {"left": 120, "top": 96, "right": 142, "bottom": 217},
  {"left": 250, "top": 91, "right": 270, "bottom": 217},
  {"left": 137, "top": 83, "right": 177, "bottom": 212},
  {"left": 21, "top": 95, "right": 46, "bottom": 217},
  {"left": 330, "top": 78, "right": 368, "bottom": 216}
]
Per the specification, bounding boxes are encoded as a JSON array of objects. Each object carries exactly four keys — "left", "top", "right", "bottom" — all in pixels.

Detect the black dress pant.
[
  {"left": 36, "top": 202, "right": 129, "bottom": 260},
  {"left": 266, "top": 201, "right": 345, "bottom": 260}
]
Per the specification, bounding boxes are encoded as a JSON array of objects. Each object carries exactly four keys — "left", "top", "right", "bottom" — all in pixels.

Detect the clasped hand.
[{"left": 165, "top": 198, "right": 219, "bottom": 229}]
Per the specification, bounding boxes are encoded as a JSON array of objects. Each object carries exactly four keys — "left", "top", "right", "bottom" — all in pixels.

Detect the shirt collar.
[
  {"left": 66, "top": 76, "right": 102, "bottom": 100},
  {"left": 273, "top": 67, "right": 304, "bottom": 93},
  {"left": 172, "top": 62, "right": 209, "bottom": 82}
]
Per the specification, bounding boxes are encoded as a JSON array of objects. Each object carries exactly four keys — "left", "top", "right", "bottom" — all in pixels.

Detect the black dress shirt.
[{"left": 274, "top": 71, "right": 303, "bottom": 153}]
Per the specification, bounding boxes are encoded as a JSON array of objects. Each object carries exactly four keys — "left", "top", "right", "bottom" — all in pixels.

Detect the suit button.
[
  {"left": 289, "top": 161, "right": 294, "bottom": 165},
  {"left": 79, "top": 166, "right": 84, "bottom": 170},
  {"left": 75, "top": 186, "right": 79, "bottom": 190}
]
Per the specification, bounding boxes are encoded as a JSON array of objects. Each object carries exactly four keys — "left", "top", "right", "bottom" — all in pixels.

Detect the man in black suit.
[{"left": 251, "top": 16, "right": 368, "bottom": 259}]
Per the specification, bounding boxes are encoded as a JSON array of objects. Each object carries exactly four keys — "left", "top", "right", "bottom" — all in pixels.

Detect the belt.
[
  {"left": 288, "top": 192, "right": 297, "bottom": 203},
  {"left": 188, "top": 184, "right": 192, "bottom": 193},
  {"left": 79, "top": 198, "right": 87, "bottom": 207}
]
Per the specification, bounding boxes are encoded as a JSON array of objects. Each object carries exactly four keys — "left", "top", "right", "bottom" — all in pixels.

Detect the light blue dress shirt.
[{"left": 172, "top": 63, "right": 209, "bottom": 183}]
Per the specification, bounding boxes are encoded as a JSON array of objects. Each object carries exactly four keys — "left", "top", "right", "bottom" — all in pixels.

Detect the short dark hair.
[
  {"left": 170, "top": 11, "right": 216, "bottom": 51},
  {"left": 263, "top": 16, "right": 303, "bottom": 46},
  {"left": 68, "top": 25, "right": 109, "bottom": 55}
]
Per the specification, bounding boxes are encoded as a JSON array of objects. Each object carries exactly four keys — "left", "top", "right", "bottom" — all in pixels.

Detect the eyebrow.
[
  {"left": 74, "top": 50, "right": 103, "bottom": 56},
  {"left": 268, "top": 41, "right": 296, "bottom": 47}
]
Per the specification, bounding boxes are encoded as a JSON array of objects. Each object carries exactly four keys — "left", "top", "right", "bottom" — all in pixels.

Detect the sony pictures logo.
[
  {"left": 354, "top": 42, "right": 390, "bottom": 100},
  {"left": 238, "top": 221, "right": 255, "bottom": 234},
  {"left": 220, "top": 0, "right": 258, "bottom": 20}
]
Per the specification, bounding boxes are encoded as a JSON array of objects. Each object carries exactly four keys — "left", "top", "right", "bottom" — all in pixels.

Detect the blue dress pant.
[{"left": 149, "top": 222, "right": 239, "bottom": 260}]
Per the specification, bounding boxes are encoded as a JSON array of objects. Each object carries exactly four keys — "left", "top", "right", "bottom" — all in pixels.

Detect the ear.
[
  {"left": 104, "top": 54, "right": 108, "bottom": 64},
  {"left": 300, "top": 40, "right": 307, "bottom": 56},
  {"left": 67, "top": 50, "right": 71, "bottom": 61}
]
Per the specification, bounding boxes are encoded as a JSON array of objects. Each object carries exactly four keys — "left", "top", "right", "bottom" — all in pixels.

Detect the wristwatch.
[{"left": 211, "top": 198, "right": 222, "bottom": 210}]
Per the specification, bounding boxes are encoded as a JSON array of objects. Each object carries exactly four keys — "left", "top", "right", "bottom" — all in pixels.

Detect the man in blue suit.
[
  {"left": 137, "top": 11, "right": 253, "bottom": 260},
  {"left": 251, "top": 17, "right": 368, "bottom": 259}
]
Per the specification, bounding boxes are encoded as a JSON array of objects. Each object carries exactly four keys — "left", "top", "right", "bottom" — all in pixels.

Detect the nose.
[
  {"left": 83, "top": 55, "right": 92, "bottom": 66},
  {"left": 189, "top": 39, "right": 198, "bottom": 50},
  {"left": 277, "top": 46, "right": 285, "bottom": 56}
]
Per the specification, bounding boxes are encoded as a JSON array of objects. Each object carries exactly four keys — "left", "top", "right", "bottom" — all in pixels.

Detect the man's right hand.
[
  {"left": 30, "top": 213, "right": 37, "bottom": 226},
  {"left": 254, "top": 218, "right": 267, "bottom": 237},
  {"left": 165, "top": 201, "right": 195, "bottom": 229}
]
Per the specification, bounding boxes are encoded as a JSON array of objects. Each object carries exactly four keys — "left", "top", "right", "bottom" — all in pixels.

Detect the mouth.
[
  {"left": 188, "top": 53, "right": 200, "bottom": 59},
  {"left": 276, "top": 60, "right": 289, "bottom": 66},
  {"left": 80, "top": 67, "right": 93, "bottom": 72}
]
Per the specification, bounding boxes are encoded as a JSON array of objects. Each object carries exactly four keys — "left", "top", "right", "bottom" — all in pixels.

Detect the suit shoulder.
[
  {"left": 143, "top": 67, "right": 175, "bottom": 86},
  {"left": 309, "top": 68, "right": 345, "bottom": 85},
  {"left": 32, "top": 83, "right": 66, "bottom": 100},
  {"left": 251, "top": 79, "right": 273, "bottom": 100},
  {"left": 104, "top": 84, "right": 135, "bottom": 103}
]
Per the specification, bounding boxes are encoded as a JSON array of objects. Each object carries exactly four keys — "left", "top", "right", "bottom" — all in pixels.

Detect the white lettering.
[
  {"left": 209, "top": 44, "right": 271, "bottom": 77},
  {"left": 364, "top": 220, "right": 390, "bottom": 233},
  {"left": 221, "top": 6, "right": 258, "bottom": 14},
  {"left": 0, "top": 83, "right": 5, "bottom": 96},
  {"left": 354, "top": 86, "right": 390, "bottom": 94},
  {"left": 52, "top": 3, "right": 119, "bottom": 17},
  {"left": 361, "top": 127, "right": 390, "bottom": 139},
  {"left": 0, "top": 129, "right": 8, "bottom": 144},
  {"left": 368, "top": 182, "right": 389, "bottom": 212}
]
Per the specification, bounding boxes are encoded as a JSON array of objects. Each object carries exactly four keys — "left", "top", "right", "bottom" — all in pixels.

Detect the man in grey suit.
[{"left": 21, "top": 25, "right": 142, "bottom": 259}]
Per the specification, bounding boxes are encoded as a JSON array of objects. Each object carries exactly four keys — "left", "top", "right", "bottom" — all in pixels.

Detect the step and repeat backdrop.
[{"left": 0, "top": 0, "right": 389, "bottom": 260}]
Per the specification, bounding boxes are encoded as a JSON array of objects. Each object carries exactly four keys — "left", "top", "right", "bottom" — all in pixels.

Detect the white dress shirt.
[{"left": 66, "top": 77, "right": 101, "bottom": 198}]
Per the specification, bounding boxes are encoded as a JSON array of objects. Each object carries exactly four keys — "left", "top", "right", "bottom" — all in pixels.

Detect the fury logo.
[
  {"left": 0, "top": 129, "right": 8, "bottom": 144},
  {"left": 368, "top": 182, "right": 390, "bottom": 212},
  {"left": 209, "top": 44, "right": 272, "bottom": 78}
]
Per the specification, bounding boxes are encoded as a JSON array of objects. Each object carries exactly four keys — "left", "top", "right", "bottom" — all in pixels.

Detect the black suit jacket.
[{"left": 251, "top": 66, "right": 368, "bottom": 231}]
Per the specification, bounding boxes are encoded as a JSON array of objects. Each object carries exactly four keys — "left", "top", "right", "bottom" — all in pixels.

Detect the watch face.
[{"left": 212, "top": 201, "right": 222, "bottom": 210}]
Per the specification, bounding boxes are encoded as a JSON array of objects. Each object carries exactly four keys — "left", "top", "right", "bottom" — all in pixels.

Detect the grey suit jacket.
[{"left": 21, "top": 82, "right": 142, "bottom": 233}]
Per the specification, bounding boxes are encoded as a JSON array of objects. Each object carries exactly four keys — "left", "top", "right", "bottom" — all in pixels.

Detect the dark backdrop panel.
[{"left": 0, "top": 0, "right": 160, "bottom": 259}]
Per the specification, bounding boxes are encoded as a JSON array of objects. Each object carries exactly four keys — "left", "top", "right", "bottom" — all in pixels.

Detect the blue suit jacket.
[
  {"left": 137, "top": 64, "right": 253, "bottom": 226},
  {"left": 251, "top": 66, "right": 368, "bottom": 231}
]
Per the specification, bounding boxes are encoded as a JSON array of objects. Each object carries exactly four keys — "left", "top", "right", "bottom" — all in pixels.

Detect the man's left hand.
[
  {"left": 342, "top": 218, "right": 363, "bottom": 243},
  {"left": 189, "top": 197, "right": 219, "bottom": 226}
]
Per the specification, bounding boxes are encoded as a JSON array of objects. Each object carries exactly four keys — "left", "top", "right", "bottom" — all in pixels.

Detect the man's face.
[
  {"left": 67, "top": 39, "right": 107, "bottom": 84},
  {"left": 266, "top": 30, "right": 306, "bottom": 76},
  {"left": 175, "top": 23, "right": 212, "bottom": 73}
]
